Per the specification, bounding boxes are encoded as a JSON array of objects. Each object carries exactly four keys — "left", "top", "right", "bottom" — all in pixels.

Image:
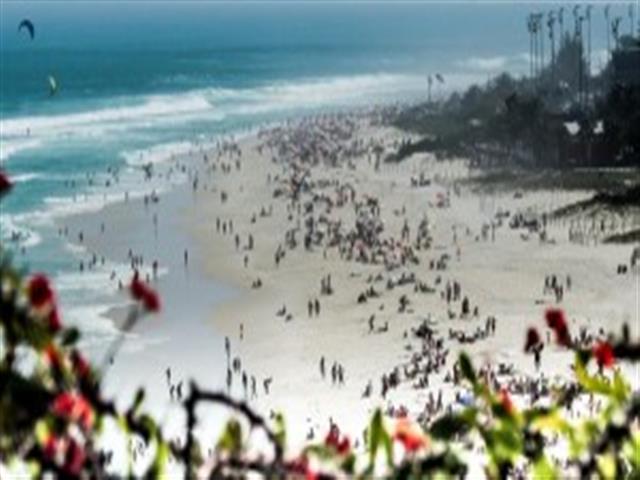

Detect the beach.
[{"left": 55, "top": 108, "right": 639, "bottom": 467}]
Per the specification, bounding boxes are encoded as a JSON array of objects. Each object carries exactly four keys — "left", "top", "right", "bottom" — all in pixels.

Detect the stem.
[{"left": 99, "top": 306, "right": 140, "bottom": 374}]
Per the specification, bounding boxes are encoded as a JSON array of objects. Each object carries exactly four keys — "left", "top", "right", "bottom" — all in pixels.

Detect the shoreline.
[{"left": 52, "top": 107, "right": 639, "bottom": 460}]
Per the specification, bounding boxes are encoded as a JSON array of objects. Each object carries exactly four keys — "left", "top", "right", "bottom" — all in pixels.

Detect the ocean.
[{"left": 0, "top": 1, "right": 618, "bottom": 348}]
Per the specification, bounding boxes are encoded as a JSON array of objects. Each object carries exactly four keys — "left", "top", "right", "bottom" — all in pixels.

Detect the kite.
[
  {"left": 18, "top": 19, "right": 35, "bottom": 40},
  {"left": 48, "top": 75, "right": 58, "bottom": 97}
]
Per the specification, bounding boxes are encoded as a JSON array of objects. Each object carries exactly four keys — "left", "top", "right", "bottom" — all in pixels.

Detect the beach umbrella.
[
  {"left": 458, "top": 391, "right": 475, "bottom": 406},
  {"left": 48, "top": 75, "right": 58, "bottom": 97},
  {"left": 18, "top": 19, "right": 35, "bottom": 40}
]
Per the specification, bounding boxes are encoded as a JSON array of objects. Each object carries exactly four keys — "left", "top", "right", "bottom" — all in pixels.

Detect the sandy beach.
[
  {"left": 54, "top": 108, "right": 639, "bottom": 470},
  {"left": 182, "top": 112, "right": 639, "bottom": 453}
]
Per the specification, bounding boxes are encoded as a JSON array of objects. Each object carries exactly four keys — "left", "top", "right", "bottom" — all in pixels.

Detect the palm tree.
[
  {"left": 604, "top": 5, "right": 611, "bottom": 61},
  {"left": 572, "top": 5, "right": 581, "bottom": 37},
  {"left": 558, "top": 7, "right": 565, "bottom": 45},
  {"left": 585, "top": 6, "right": 592, "bottom": 104},
  {"left": 527, "top": 14, "right": 536, "bottom": 81},
  {"left": 612, "top": 17, "right": 622, "bottom": 50},
  {"left": 573, "top": 6, "right": 584, "bottom": 106},
  {"left": 548, "top": 11, "right": 556, "bottom": 83},
  {"left": 536, "top": 13, "right": 545, "bottom": 72},
  {"left": 629, "top": 4, "right": 636, "bottom": 37}
]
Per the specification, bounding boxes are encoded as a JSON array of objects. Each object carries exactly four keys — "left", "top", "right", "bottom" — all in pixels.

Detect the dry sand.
[{"left": 186, "top": 115, "right": 640, "bottom": 453}]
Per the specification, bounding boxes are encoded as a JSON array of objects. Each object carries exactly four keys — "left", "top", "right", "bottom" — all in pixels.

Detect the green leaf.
[
  {"left": 611, "top": 370, "right": 631, "bottom": 404},
  {"left": 217, "top": 419, "right": 243, "bottom": 456},
  {"left": 60, "top": 327, "right": 80, "bottom": 347},
  {"left": 273, "top": 412, "right": 286, "bottom": 451},
  {"left": 489, "top": 427, "right": 522, "bottom": 463},
  {"left": 596, "top": 453, "right": 617, "bottom": 479},
  {"left": 532, "top": 456, "right": 557, "bottom": 480},
  {"left": 529, "top": 409, "right": 568, "bottom": 434},
  {"left": 622, "top": 433, "right": 640, "bottom": 470},
  {"left": 368, "top": 409, "right": 392, "bottom": 467},
  {"left": 430, "top": 414, "right": 471, "bottom": 440},
  {"left": 149, "top": 439, "right": 169, "bottom": 478},
  {"left": 303, "top": 444, "right": 334, "bottom": 460},
  {"left": 341, "top": 453, "right": 356, "bottom": 474},
  {"left": 131, "top": 388, "right": 145, "bottom": 415}
]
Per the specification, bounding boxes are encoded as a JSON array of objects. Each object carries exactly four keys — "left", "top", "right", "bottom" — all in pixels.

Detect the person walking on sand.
[
  {"left": 320, "top": 356, "right": 325, "bottom": 378},
  {"left": 314, "top": 298, "right": 320, "bottom": 316},
  {"left": 242, "top": 372, "right": 248, "bottom": 397},
  {"left": 184, "top": 249, "right": 189, "bottom": 268}
]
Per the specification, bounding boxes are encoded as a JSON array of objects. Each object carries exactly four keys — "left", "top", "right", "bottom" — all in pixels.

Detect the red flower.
[
  {"left": 0, "top": 170, "right": 12, "bottom": 197},
  {"left": 130, "top": 272, "right": 161, "bottom": 312},
  {"left": 71, "top": 350, "right": 91, "bottom": 379},
  {"left": 524, "top": 327, "right": 541, "bottom": 353},
  {"left": 48, "top": 307, "right": 62, "bottom": 332},
  {"left": 545, "top": 308, "right": 571, "bottom": 347},
  {"left": 51, "top": 392, "right": 95, "bottom": 430},
  {"left": 64, "top": 439, "right": 86, "bottom": 475},
  {"left": 498, "top": 388, "right": 515, "bottom": 415},
  {"left": 286, "top": 455, "right": 316, "bottom": 480},
  {"left": 28, "top": 274, "right": 55, "bottom": 308},
  {"left": 545, "top": 308, "right": 565, "bottom": 330},
  {"left": 394, "top": 418, "right": 428, "bottom": 453},
  {"left": 42, "top": 434, "right": 59, "bottom": 460},
  {"left": 337, "top": 436, "right": 351, "bottom": 455},
  {"left": 324, "top": 425, "right": 351, "bottom": 455},
  {"left": 44, "top": 344, "right": 63, "bottom": 371},
  {"left": 593, "top": 341, "right": 615, "bottom": 368}
]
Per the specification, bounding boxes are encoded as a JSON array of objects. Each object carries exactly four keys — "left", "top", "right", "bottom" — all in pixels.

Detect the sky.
[{"left": 3, "top": 1, "right": 621, "bottom": 50}]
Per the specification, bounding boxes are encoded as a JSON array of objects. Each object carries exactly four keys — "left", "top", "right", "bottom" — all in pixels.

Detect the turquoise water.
[{"left": 0, "top": 1, "right": 618, "bottom": 343}]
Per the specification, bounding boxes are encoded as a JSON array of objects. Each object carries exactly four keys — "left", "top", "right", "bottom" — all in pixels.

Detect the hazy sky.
[
  {"left": 1, "top": 0, "right": 632, "bottom": 77},
  {"left": 0, "top": 2, "right": 591, "bottom": 49}
]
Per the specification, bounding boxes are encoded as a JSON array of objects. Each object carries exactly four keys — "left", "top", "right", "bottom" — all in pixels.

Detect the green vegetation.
[{"left": 392, "top": 32, "right": 640, "bottom": 170}]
